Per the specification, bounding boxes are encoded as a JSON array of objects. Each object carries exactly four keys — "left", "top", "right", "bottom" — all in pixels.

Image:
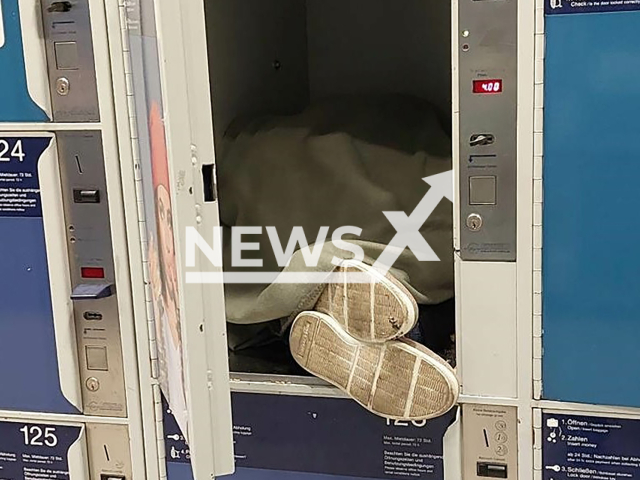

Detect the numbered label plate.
[{"left": 0, "top": 421, "right": 82, "bottom": 480}]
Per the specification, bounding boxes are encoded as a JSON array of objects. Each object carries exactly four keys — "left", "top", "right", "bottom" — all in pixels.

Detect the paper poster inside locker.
[{"left": 124, "top": 0, "right": 190, "bottom": 440}]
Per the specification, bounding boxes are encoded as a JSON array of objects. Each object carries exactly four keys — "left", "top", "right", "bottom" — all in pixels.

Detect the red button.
[{"left": 81, "top": 267, "right": 105, "bottom": 279}]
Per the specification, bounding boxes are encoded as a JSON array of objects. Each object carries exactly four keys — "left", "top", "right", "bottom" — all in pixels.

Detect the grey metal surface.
[
  {"left": 56, "top": 131, "right": 126, "bottom": 418},
  {"left": 462, "top": 404, "right": 518, "bottom": 479},
  {"left": 86, "top": 424, "right": 132, "bottom": 480},
  {"left": 458, "top": 0, "right": 517, "bottom": 261},
  {"left": 41, "top": 0, "right": 100, "bottom": 122}
]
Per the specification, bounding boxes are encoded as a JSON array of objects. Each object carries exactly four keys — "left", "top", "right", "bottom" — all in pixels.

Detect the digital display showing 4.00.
[{"left": 473, "top": 79, "right": 503, "bottom": 94}]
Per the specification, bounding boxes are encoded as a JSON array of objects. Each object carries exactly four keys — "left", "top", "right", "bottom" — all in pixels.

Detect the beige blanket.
[{"left": 217, "top": 95, "right": 454, "bottom": 329}]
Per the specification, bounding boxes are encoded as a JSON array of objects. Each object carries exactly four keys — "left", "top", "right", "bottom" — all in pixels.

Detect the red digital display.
[
  {"left": 473, "top": 79, "right": 503, "bottom": 94},
  {"left": 81, "top": 267, "right": 105, "bottom": 279}
]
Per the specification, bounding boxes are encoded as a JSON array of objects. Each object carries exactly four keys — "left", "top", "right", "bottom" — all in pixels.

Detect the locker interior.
[{"left": 202, "top": 0, "right": 456, "bottom": 376}]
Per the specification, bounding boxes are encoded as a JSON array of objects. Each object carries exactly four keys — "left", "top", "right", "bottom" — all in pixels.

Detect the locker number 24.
[
  {"left": 20, "top": 425, "right": 59, "bottom": 447},
  {"left": 0, "top": 140, "right": 25, "bottom": 162}
]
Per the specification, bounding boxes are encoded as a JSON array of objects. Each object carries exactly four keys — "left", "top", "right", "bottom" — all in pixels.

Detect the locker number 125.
[{"left": 20, "top": 425, "right": 59, "bottom": 447}]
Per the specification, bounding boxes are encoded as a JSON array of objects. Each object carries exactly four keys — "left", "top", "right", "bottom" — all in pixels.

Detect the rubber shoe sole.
[
  {"left": 314, "top": 260, "right": 418, "bottom": 343},
  {"left": 290, "top": 311, "right": 459, "bottom": 421}
]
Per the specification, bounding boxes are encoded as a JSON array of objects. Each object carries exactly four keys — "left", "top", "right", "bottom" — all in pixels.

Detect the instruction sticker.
[
  {"left": 543, "top": 412, "right": 640, "bottom": 479},
  {"left": 0, "top": 137, "right": 51, "bottom": 218},
  {"left": 0, "top": 421, "right": 82, "bottom": 480},
  {"left": 162, "top": 395, "right": 190, "bottom": 464},
  {"left": 546, "top": 0, "right": 640, "bottom": 14}
]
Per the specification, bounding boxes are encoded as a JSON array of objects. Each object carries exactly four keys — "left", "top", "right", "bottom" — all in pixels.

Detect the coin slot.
[{"left": 468, "top": 154, "right": 497, "bottom": 164}]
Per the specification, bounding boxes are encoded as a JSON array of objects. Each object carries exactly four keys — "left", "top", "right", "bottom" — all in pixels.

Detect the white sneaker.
[
  {"left": 290, "top": 311, "right": 459, "bottom": 421},
  {"left": 314, "top": 259, "right": 418, "bottom": 343}
]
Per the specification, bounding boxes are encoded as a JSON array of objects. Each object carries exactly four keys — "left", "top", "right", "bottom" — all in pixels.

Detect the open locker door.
[{"left": 115, "top": 0, "right": 234, "bottom": 478}]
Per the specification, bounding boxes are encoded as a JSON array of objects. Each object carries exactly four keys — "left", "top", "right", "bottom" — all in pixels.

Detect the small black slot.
[
  {"left": 202, "top": 164, "right": 216, "bottom": 202},
  {"left": 73, "top": 189, "right": 100, "bottom": 204},
  {"left": 477, "top": 462, "right": 508, "bottom": 479},
  {"left": 468, "top": 154, "right": 498, "bottom": 163},
  {"left": 83, "top": 311, "right": 103, "bottom": 321}
]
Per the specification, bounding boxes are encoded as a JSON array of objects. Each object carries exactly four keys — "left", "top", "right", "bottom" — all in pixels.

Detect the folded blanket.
[{"left": 217, "top": 94, "right": 453, "bottom": 327}]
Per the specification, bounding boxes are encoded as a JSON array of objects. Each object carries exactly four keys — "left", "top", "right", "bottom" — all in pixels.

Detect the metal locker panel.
[
  {"left": 457, "top": 0, "right": 518, "bottom": 262},
  {"left": 461, "top": 404, "right": 518, "bottom": 480},
  {"left": 40, "top": 0, "right": 100, "bottom": 122},
  {"left": 86, "top": 424, "right": 133, "bottom": 480},
  {"left": 54, "top": 131, "right": 128, "bottom": 418}
]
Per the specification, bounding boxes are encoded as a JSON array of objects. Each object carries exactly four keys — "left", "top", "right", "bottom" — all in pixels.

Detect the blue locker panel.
[
  {"left": 0, "top": 137, "right": 77, "bottom": 414},
  {"left": 165, "top": 393, "right": 456, "bottom": 480},
  {"left": 0, "top": 0, "right": 49, "bottom": 122},
  {"left": 543, "top": 12, "right": 640, "bottom": 406}
]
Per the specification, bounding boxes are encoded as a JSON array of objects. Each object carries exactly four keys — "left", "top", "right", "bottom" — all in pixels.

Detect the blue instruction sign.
[
  {"left": 546, "top": 0, "right": 640, "bottom": 15},
  {"left": 0, "top": 137, "right": 51, "bottom": 218},
  {"left": 0, "top": 421, "right": 82, "bottom": 480},
  {"left": 164, "top": 393, "right": 457, "bottom": 479},
  {"left": 231, "top": 393, "right": 456, "bottom": 479},
  {"left": 543, "top": 412, "right": 640, "bottom": 479}
]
